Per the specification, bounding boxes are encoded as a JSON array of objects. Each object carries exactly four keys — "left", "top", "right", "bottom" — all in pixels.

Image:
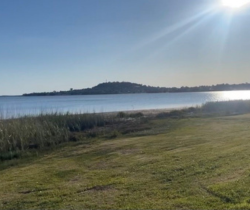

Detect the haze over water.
[{"left": 0, "top": 91, "right": 250, "bottom": 119}]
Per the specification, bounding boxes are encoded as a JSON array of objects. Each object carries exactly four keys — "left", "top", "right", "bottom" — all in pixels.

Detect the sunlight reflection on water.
[{"left": 220, "top": 90, "right": 250, "bottom": 100}]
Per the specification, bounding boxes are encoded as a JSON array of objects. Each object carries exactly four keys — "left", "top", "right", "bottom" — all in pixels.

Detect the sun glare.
[
  {"left": 222, "top": 91, "right": 250, "bottom": 100},
  {"left": 221, "top": 0, "right": 250, "bottom": 8}
]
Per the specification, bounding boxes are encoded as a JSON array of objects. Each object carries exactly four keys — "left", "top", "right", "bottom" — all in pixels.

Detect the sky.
[{"left": 1, "top": 0, "right": 250, "bottom": 95}]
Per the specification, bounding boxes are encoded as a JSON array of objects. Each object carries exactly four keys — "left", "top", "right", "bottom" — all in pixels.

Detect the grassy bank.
[
  {"left": 1, "top": 100, "right": 250, "bottom": 209},
  {"left": 1, "top": 111, "right": 250, "bottom": 208}
]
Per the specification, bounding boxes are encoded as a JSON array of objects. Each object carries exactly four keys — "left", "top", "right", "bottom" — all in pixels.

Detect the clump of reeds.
[{"left": 0, "top": 112, "right": 108, "bottom": 161}]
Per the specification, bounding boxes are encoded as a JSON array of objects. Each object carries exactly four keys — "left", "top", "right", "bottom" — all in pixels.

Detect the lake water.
[{"left": 1, "top": 90, "right": 250, "bottom": 118}]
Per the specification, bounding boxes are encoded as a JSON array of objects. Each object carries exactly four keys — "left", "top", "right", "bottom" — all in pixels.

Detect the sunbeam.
[
  {"left": 139, "top": 9, "right": 219, "bottom": 61},
  {"left": 132, "top": 0, "right": 247, "bottom": 62},
  {"left": 217, "top": 12, "right": 234, "bottom": 61},
  {"left": 133, "top": 7, "right": 215, "bottom": 51}
]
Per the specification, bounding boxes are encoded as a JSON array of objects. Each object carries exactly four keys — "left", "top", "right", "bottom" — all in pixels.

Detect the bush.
[
  {"left": 117, "top": 112, "right": 127, "bottom": 118},
  {"left": 108, "top": 130, "right": 120, "bottom": 139},
  {"left": 129, "top": 112, "right": 144, "bottom": 118}
]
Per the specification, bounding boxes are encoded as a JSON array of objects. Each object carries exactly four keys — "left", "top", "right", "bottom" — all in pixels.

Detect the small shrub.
[
  {"left": 156, "top": 110, "right": 184, "bottom": 119},
  {"left": 117, "top": 112, "right": 127, "bottom": 118},
  {"left": 129, "top": 112, "right": 144, "bottom": 118},
  {"left": 108, "top": 130, "right": 120, "bottom": 139},
  {"left": 86, "top": 130, "right": 99, "bottom": 138},
  {"left": 0, "top": 151, "right": 20, "bottom": 161}
]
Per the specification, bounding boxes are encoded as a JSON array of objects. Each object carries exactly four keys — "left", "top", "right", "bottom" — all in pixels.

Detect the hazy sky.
[{"left": 1, "top": 0, "right": 250, "bottom": 95}]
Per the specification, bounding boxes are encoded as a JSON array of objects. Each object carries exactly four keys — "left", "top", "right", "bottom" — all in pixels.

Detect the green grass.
[{"left": 1, "top": 112, "right": 250, "bottom": 209}]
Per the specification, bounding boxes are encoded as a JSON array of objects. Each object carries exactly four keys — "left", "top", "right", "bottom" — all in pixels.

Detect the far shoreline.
[
  {"left": 2, "top": 89, "right": 250, "bottom": 97},
  {"left": 21, "top": 81, "right": 250, "bottom": 96}
]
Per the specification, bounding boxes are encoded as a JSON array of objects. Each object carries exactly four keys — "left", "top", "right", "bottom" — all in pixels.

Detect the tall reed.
[{"left": 0, "top": 112, "right": 108, "bottom": 160}]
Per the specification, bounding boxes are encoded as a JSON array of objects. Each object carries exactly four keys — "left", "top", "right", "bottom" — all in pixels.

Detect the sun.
[{"left": 221, "top": 0, "right": 250, "bottom": 8}]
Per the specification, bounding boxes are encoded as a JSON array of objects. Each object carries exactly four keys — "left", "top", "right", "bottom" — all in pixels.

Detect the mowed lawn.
[{"left": 1, "top": 114, "right": 250, "bottom": 209}]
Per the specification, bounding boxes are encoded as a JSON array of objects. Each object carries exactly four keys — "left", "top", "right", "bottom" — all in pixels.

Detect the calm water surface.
[{"left": 1, "top": 91, "right": 250, "bottom": 118}]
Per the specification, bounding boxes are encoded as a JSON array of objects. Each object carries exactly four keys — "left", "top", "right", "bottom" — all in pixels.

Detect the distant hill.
[
  {"left": 23, "top": 82, "right": 168, "bottom": 96},
  {"left": 23, "top": 82, "right": 250, "bottom": 96}
]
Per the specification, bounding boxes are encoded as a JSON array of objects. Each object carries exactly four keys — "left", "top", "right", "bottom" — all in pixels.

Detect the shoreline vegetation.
[
  {"left": 1, "top": 100, "right": 250, "bottom": 161},
  {"left": 22, "top": 81, "right": 250, "bottom": 96},
  {"left": 1, "top": 100, "right": 250, "bottom": 209}
]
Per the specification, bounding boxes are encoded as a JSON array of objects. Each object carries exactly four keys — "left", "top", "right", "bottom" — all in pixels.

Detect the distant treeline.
[{"left": 23, "top": 82, "right": 250, "bottom": 96}]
